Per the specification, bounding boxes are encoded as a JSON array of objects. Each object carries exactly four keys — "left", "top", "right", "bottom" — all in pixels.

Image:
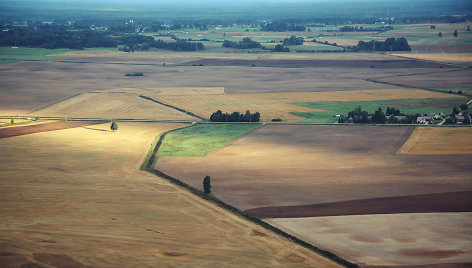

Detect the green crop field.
[
  {"left": 0, "top": 46, "right": 117, "bottom": 64},
  {"left": 158, "top": 123, "right": 261, "bottom": 157},
  {"left": 291, "top": 97, "right": 467, "bottom": 123}
]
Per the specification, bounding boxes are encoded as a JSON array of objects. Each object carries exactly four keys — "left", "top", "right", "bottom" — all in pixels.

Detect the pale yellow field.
[
  {"left": 268, "top": 213, "right": 472, "bottom": 266},
  {"left": 50, "top": 49, "right": 396, "bottom": 62},
  {"left": 100, "top": 86, "right": 225, "bottom": 96},
  {"left": 397, "top": 127, "right": 472, "bottom": 155},
  {"left": 34, "top": 91, "right": 198, "bottom": 120},
  {"left": 391, "top": 53, "right": 472, "bottom": 63},
  {"left": 302, "top": 42, "right": 335, "bottom": 47},
  {"left": 0, "top": 122, "right": 341, "bottom": 267},
  {"left": 153, "top": 88, "right": 459, "bottom": 122},
  {"left": 314, "top": 38, "right": 360, "bottom": 47}
]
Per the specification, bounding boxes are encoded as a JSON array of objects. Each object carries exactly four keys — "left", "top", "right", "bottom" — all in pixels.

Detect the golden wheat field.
[
  {"left": 0, "top": 122, "right": 341, "bottom": 267},
  {"left": 397, "top": 127, "right": 472, "bottom": 155},
  {"left": 152, "top": 88, "right": 459, "bottom": 122},
  {"left": 35, "top": 91, "right": 198, "bottom": 120}
]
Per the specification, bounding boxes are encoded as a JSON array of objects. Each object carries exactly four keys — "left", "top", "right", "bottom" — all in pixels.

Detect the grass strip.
[{"left": 158, "top": 123, "right": 261, "bottom": 157}]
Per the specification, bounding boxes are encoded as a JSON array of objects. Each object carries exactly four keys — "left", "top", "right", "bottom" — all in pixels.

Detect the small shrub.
[
  {"left": 125, "top": 72, "right": 144, "bottom": 77},
  {"left": 110, "top": 121, "right": 118, "bottom": 131}
]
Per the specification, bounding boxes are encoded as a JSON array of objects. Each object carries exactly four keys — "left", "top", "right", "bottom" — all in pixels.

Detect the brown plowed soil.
[
  {"left": 245, "top": 191, "right": 472, "bottom": 218},
  {"left": 181, "top": 59, "right": 454, "bottom": 68},
  {"left": 0, "top": 121, "right": 102, "bottom": 138}
]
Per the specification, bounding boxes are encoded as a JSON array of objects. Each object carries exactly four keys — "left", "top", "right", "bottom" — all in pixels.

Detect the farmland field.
[
  {"left": 35, "top": 91, "right": 198, "bottom": 121},
  {"left": 397, "top": 127, "right": 472, "bottom": 155},
  {"left": 158, "top": 123, "right": 261, "bottom": 157},
  {"left": 0, "top": 122, "right": 341, "bottom": 267},
  {"left": 156, "top": 124, "right": 472, "bottom": 266},
  {"left": 3, "top": 52, "right": 463, "bottom": 116},
  {"left": 0, "top": 47, "right": 117, "bottom": 64},
  {"left": 375, "top": 69, "right": 472, "bottom": 93},
  {"left": 1, "top": 27, "right": 471, "bottom": 267},
  {"left": 154, "top": 89, "right": 463, "bottom": 123}
]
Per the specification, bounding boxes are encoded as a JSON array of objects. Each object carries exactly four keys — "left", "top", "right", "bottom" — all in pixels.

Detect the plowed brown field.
[{"left": 156, "top": 125, "right": 472, "bottom": 266}]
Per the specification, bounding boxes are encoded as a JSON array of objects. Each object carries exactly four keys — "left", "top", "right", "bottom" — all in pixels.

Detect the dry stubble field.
[
  {"left": 35, "top": 91, "right": 198, "bottom": 121},
  {"left": 156, "top": 125, "right": 472, "bottom": 266},
  {"left": 0, "top": 51, "right": 463, "bottom": 116},
  {"left": 0, "top": 122, "right": 341, "bottom": 268}
]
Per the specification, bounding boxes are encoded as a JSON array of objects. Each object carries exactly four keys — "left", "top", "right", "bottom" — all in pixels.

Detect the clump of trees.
[
  {"left": 210, "top": 110, "right": 260, "bottom": 122},
  {"left": 222, "top": 38, "right": 264, "bottom": 49},
  {"left": 282, "top": 35, "right": 304, "bottom": 46},
  {"left": 272, "top": 44, "right": 290, "bottom": 52},
  {"left": 125, "top": 72, "right": 143, "bottom": 76},
  {"left": 261, "top": 22, "right": 305, "bottom": 32},
  {"left": 353, "top": 37, "right": 411, "bottom": 51}
]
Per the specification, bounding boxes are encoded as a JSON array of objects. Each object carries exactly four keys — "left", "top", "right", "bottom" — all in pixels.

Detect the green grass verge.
[
  {"left": 291, "top": 97, "right": 467, "bottom": 123},
  {"left": 158, "top": 123, "right": 261, "bottom": 157}
]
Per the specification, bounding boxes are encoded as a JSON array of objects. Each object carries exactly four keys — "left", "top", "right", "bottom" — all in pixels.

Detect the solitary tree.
[
  {"left": 203, "top": 175, "right": 211, "bottom": 193},
  {"left": 438, "top": 32, "right": 442, "bottom": 37},
  {"left": 10, "top": 118, "right": 14, "bottom": 124},
  {"left": 110, "top": 121, "right": 118, "bottom": 131},
  {"left": 453, "top": 30, "right": 458, "bottom": 37}
]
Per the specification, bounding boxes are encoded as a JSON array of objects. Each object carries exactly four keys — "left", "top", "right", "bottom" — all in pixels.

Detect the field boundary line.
[
  {"left": 140, "top": 126, "right": 358, "bottom": 268},
  {"left": 396, "top": 127, "right": 424, "bottom": 155},
  {"left": 29, "top": 93, "right": 83, "bottom": 114},
  {"left": 388, "top": 53, "right": 471, "bottom": 69},
  {"left": 392, "top": 126, "right": 416, "bottom": 154},
  {"left": 138, "top": 95, "right": 206, "bottom": 121}
]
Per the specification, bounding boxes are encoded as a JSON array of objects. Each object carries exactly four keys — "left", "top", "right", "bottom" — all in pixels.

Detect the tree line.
[{"left": 210, "top": 110, "right": 260, "bottom": 122}]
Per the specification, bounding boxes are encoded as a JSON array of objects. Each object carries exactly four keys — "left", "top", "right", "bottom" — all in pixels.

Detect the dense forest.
[
  {"left": 0, "top": 24, "right": 203, "bottom": 51},
  {"left": 261, "top": 22, "right": 306, "bottom": 32},
  {"left": 353, "top": 37, "right": 411, "bottom": 52}
]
